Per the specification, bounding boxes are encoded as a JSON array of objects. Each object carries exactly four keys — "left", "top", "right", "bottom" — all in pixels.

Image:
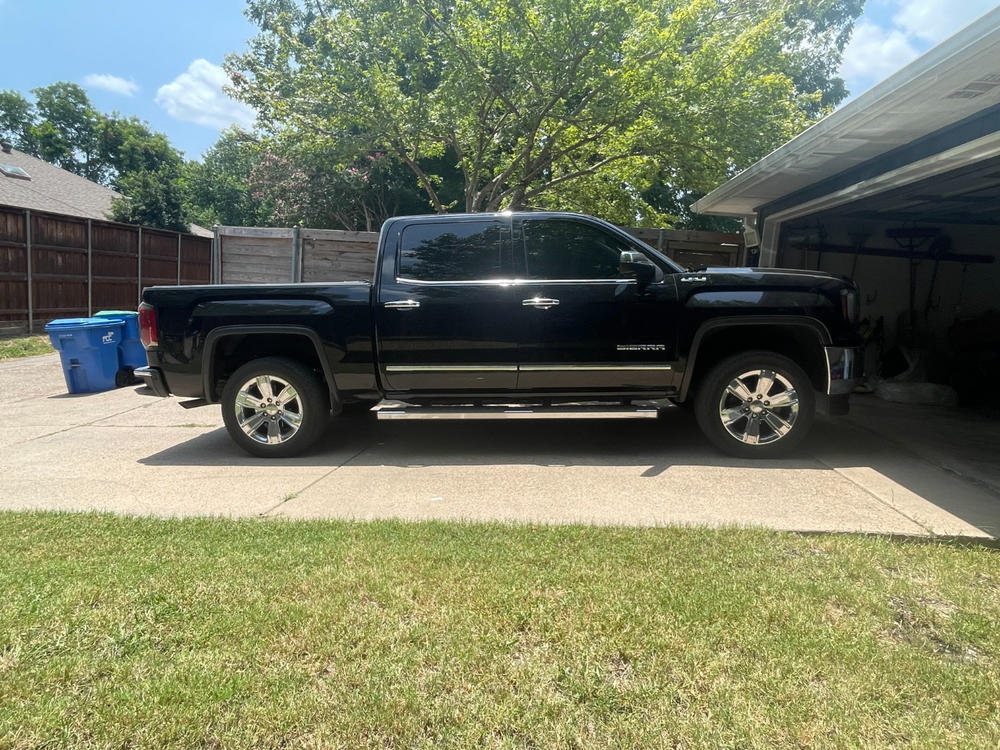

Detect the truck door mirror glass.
[{"left": 619, "top": 251, "right": 656, "bottom": 284}]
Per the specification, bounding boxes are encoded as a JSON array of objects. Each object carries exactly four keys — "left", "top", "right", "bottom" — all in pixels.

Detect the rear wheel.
[
  {"left": 694, "top": 351, "right": 815, "bottom": 458},
  {"left": 221, "top": 357, "right": 328, "bottom": 458}
]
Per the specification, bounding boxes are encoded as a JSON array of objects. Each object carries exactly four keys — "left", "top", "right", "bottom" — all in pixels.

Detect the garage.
[{"left": 693, "top": 10, "right": 1000, "bottom": 414}]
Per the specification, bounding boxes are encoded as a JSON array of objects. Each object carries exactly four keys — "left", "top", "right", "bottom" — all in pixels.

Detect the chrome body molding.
[
  {"left": 386, "top": 364, "right": 672, "bottom": 373},
  {"left": 386, "top": 365, "right": 517, "bottom": 373},
  {"left": 824, "top": 346, "right": 863, "bottom": 395},
  {"left": 519, "top": 364, "right": 672, "bottom": 372}
]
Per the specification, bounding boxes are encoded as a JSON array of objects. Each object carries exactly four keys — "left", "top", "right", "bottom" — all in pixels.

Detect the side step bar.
[{"left": 374, "top": 405, "right": 660, "bottom": 421}]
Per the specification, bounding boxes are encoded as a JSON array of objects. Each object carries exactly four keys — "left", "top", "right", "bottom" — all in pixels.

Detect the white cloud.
[
  {"left": 839, "top": 20, "right": 921, "bottom": 82},
  {"left": 82, "top": 73, "right": 139, "bottom": 97},
  {"left": 893, "top": 0, "right": 997, "bottom": 44},
  {"left": 155, "top": 59, "right": 255, "bottom": 130}
]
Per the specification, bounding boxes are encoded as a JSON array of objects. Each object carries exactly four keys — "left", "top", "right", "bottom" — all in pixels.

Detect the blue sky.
[
  {"left": 1, "top": 0, "right": 998, "bottom": 161},
  {"left": 838, "top": 0, "right": 998, "bottom": 98},
  {"left": 1, "top": 0, "right": 256, "bottom": 159}
]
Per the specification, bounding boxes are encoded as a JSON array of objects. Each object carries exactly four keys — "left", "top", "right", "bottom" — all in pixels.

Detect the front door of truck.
[
  {"left": 375, "top": 216, "right": 519, "bottom": 393},
  {"left": 513, "top": 217, "right": 682, "bottom": 392}
]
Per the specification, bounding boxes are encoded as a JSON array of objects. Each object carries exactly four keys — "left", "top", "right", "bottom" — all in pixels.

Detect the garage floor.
[{"left": 3, "top": 353, "right": 998, "bottom": 539}]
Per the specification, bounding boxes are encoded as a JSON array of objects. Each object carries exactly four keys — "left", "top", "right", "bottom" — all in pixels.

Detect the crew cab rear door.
[
  {"left": 513, "top": 217, "right": 681, "bottom": 391},
  {"left": 375, "top": 216, "right": 519, "bottom": 392}
]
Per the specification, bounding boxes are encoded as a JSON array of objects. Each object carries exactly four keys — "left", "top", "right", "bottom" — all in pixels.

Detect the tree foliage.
[
  {"left": 183, "top": 128, "right": 274, "bottom": 228},
  {"left": 0, "top": 83, "right": 191, "bottom": 231},
  {"left": 229, "top": 0, "right": 863, "bottom": 225}
]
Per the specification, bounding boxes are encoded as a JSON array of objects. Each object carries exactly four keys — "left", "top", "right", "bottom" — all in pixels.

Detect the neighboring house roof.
[
  {"left": 0, "top": 145, "right": 212, "bottom": 237},
  {"left": 692, "top": 6, "right": 1000, "bottom": 217}
]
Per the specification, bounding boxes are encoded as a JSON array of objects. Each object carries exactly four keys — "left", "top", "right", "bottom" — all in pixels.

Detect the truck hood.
[{"left": 685, "top": 266, "right": 854, "bottom": 291}]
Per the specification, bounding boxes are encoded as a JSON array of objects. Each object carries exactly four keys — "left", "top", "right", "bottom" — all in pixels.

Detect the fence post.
[
  {"left": 25, "top": 209, "right": 32, "bottom": 333},
  {"left": 292, "top": 226, "right": 302, "bottom": 283},
  {"left": 212, "top": 225, "right": 220, "bottom": 283},
  {"left": 176, "top": 232, "right": 182, "bottom": 285},
  {"left": 137, "top": 226, "right": 143, "bottom": 305},
  {"left": 87, "top": 219, "right": 93, "bottom": 316}
]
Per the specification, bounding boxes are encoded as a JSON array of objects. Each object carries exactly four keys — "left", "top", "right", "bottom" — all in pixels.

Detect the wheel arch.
[
  {"left": 679, "top": 316, "right": 831, "bottom": 402},
  {"left": 203, "top": 325, "right": 340, "bottom": 408}
]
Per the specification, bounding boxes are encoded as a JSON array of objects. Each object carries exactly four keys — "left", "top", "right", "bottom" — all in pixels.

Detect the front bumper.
[
  {"left": 824, "top": 346, "right": 863, "bottom": 395},
  {"left": 134, "top": 366, "right": 170, "bottom": 398}
]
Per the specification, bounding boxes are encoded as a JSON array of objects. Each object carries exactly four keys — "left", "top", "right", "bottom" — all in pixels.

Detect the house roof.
[
  {"left": 0, "top": 145, "right": 212, "bottom": 237},
  {"left": 692, "top": 6, "right": 1000, "bottom": 217}
]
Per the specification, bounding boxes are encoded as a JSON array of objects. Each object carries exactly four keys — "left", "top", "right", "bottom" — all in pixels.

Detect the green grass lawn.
[
  {"left": 0, "top": 514, "right": 997, "bottom": 749},
  {"left": 0, "top": 334, "right": 53, "bottom": 360}
]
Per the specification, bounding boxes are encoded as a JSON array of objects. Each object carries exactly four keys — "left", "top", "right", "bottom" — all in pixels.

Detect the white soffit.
[{"left": 693, "top": 6, "right": 1000, "bottom": 217}]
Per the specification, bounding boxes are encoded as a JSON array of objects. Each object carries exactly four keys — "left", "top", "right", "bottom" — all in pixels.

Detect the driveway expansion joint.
[{"left": 259, "top": 444, "right": 373, "bottom": 517}]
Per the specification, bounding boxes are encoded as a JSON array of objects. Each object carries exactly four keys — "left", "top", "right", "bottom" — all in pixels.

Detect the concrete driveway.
[{"left": 3, "top": 353, "right": 998, "bottom": 539}]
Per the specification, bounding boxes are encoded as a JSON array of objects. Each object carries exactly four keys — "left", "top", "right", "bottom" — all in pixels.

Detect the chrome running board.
[{"left": 373, "top": 404, "right": 660, "bottom": 421}]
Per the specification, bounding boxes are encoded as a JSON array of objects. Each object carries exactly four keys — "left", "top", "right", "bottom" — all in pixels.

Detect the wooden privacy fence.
[
  {"left": 215, "top": 224, "right": 745, "bottom": 285},
  {"left": 0, "top": 205, "right": 212, "bottom": 334},
  {"left": 623, "top": 228, "right": 745, "bottom": 268}
]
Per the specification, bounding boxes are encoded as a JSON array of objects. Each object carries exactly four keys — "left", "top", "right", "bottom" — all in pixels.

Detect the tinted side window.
[
  {"left": 523, "top": 220, "right": 631, "bottom": 280},
  {"left": 399, "top": 221, "right": 504, "bottom": 281}
]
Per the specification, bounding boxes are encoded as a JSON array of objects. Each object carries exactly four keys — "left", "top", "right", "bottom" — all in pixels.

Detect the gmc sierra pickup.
[{"left": 136, "top": 212, "right": 862, "bottom": 458}]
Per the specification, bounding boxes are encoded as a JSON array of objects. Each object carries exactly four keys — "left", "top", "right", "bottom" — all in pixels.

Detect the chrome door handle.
[
  {"left": 384, "top": 299, "right": 421, "bottom": 309},
  {"left": 522, "top": 297, "right": 560, "bottom": 309},
  {"left": 680, "top": 276, "right": 708, "bottom": 283}
]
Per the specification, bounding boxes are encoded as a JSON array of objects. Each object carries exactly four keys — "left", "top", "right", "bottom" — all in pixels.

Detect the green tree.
[
  {"left": 0, "top": 90, "right": 34, "bottom": 148},
  {"left": 30, "top": 83, "right": 102, "bottom": 180},
  {"left": 229, "top": 0, "right": 863, "bottom": 225},
  {"left": 99, "top": 115, "right": 182, "bottom": 184},
  {"left": 183, "top": 128, "right": 273, "bottom": 228},
  {"left": 109, "top": 165, "right": 190, "bottom": 232}
]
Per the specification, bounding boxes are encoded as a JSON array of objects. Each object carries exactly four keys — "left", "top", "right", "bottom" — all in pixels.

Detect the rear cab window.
[{"left": 398, "top": 221, "right": 507, "bottom": 282}]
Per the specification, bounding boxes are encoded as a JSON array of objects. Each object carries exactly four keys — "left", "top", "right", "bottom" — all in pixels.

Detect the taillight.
[{"left": 138, "top": 302, "right": 158, "bottom": 348}]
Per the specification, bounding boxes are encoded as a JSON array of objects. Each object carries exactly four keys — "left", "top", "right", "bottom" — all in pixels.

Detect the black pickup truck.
[{"left": 136, "top": 212, "right": 862, "bottom": 458}]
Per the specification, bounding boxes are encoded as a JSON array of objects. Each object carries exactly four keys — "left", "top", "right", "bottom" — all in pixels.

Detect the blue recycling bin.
[
  {"left": 44, "top": 318, "right": 124, "bottom": 394},
  {"left": 94, "top": 310, "right": 146, "bottom": 370}
]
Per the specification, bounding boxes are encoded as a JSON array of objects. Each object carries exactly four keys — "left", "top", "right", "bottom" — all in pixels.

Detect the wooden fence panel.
[
  {"left": 220, "top": 235, "right": 293, "bottom": 283},
  {"left": 30, "top": 213, "right": 89, "bottom": 321},
  {"left": 181, "top": 237, "right": 211, "bottom": 285},
  {"left": 624, "top": 227, "right": 744, "bottom": 268},
  {"left": 0, "top": 206, "right": 211, "bottom": 334},
  {"left": 141, "top": 230, "right": 180, "bottom": 289},
  {"left": 301, "top": 230, "right": 378, "bottom": 282}
]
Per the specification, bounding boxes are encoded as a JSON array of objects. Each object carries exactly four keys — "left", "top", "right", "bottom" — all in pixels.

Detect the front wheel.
[
  {"left": 694, "top": 351, "right": 815, "bottom": 458},
  {"left": 221, "top": 357, "right": 329, "bottom": 458}
]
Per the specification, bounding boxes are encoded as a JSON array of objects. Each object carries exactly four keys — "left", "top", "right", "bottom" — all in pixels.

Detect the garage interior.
[
  {"left": 693, "top": 9, "right": 1000, "bottom": 496},
  {"left": 778, "top": 153, "right": 1000, "bottom": 408}
]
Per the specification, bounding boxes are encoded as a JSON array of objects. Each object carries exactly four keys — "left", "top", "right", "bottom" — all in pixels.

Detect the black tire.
[
  {"left": 221, "top": 357, "right": 329, "bottom": 458},
  {"left": 115, "top": 366, "right": 137, "bottom": 387},
  {"left": 694, "top": 351, "right": 815, "bottom": 459}
]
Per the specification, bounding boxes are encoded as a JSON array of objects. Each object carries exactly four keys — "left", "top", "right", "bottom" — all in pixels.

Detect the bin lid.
[
  {"left": 94, "top": 309, "right": 138, "bottom": 318},
  {"left": 44, "top": 317, "right": 125, "bottom": 330}
]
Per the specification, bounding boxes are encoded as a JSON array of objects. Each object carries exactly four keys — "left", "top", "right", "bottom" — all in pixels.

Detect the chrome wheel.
[
  {"left": 718, "top": 369, "right": 799, "bottom": 446},
  {"left": 233, "top": 375, "right": 303, "bottom": 445}
]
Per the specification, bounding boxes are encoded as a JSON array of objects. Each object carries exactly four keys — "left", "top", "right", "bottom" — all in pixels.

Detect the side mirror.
[{"left": 620, "top": 251, "right": 656, "bottom": 284}]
